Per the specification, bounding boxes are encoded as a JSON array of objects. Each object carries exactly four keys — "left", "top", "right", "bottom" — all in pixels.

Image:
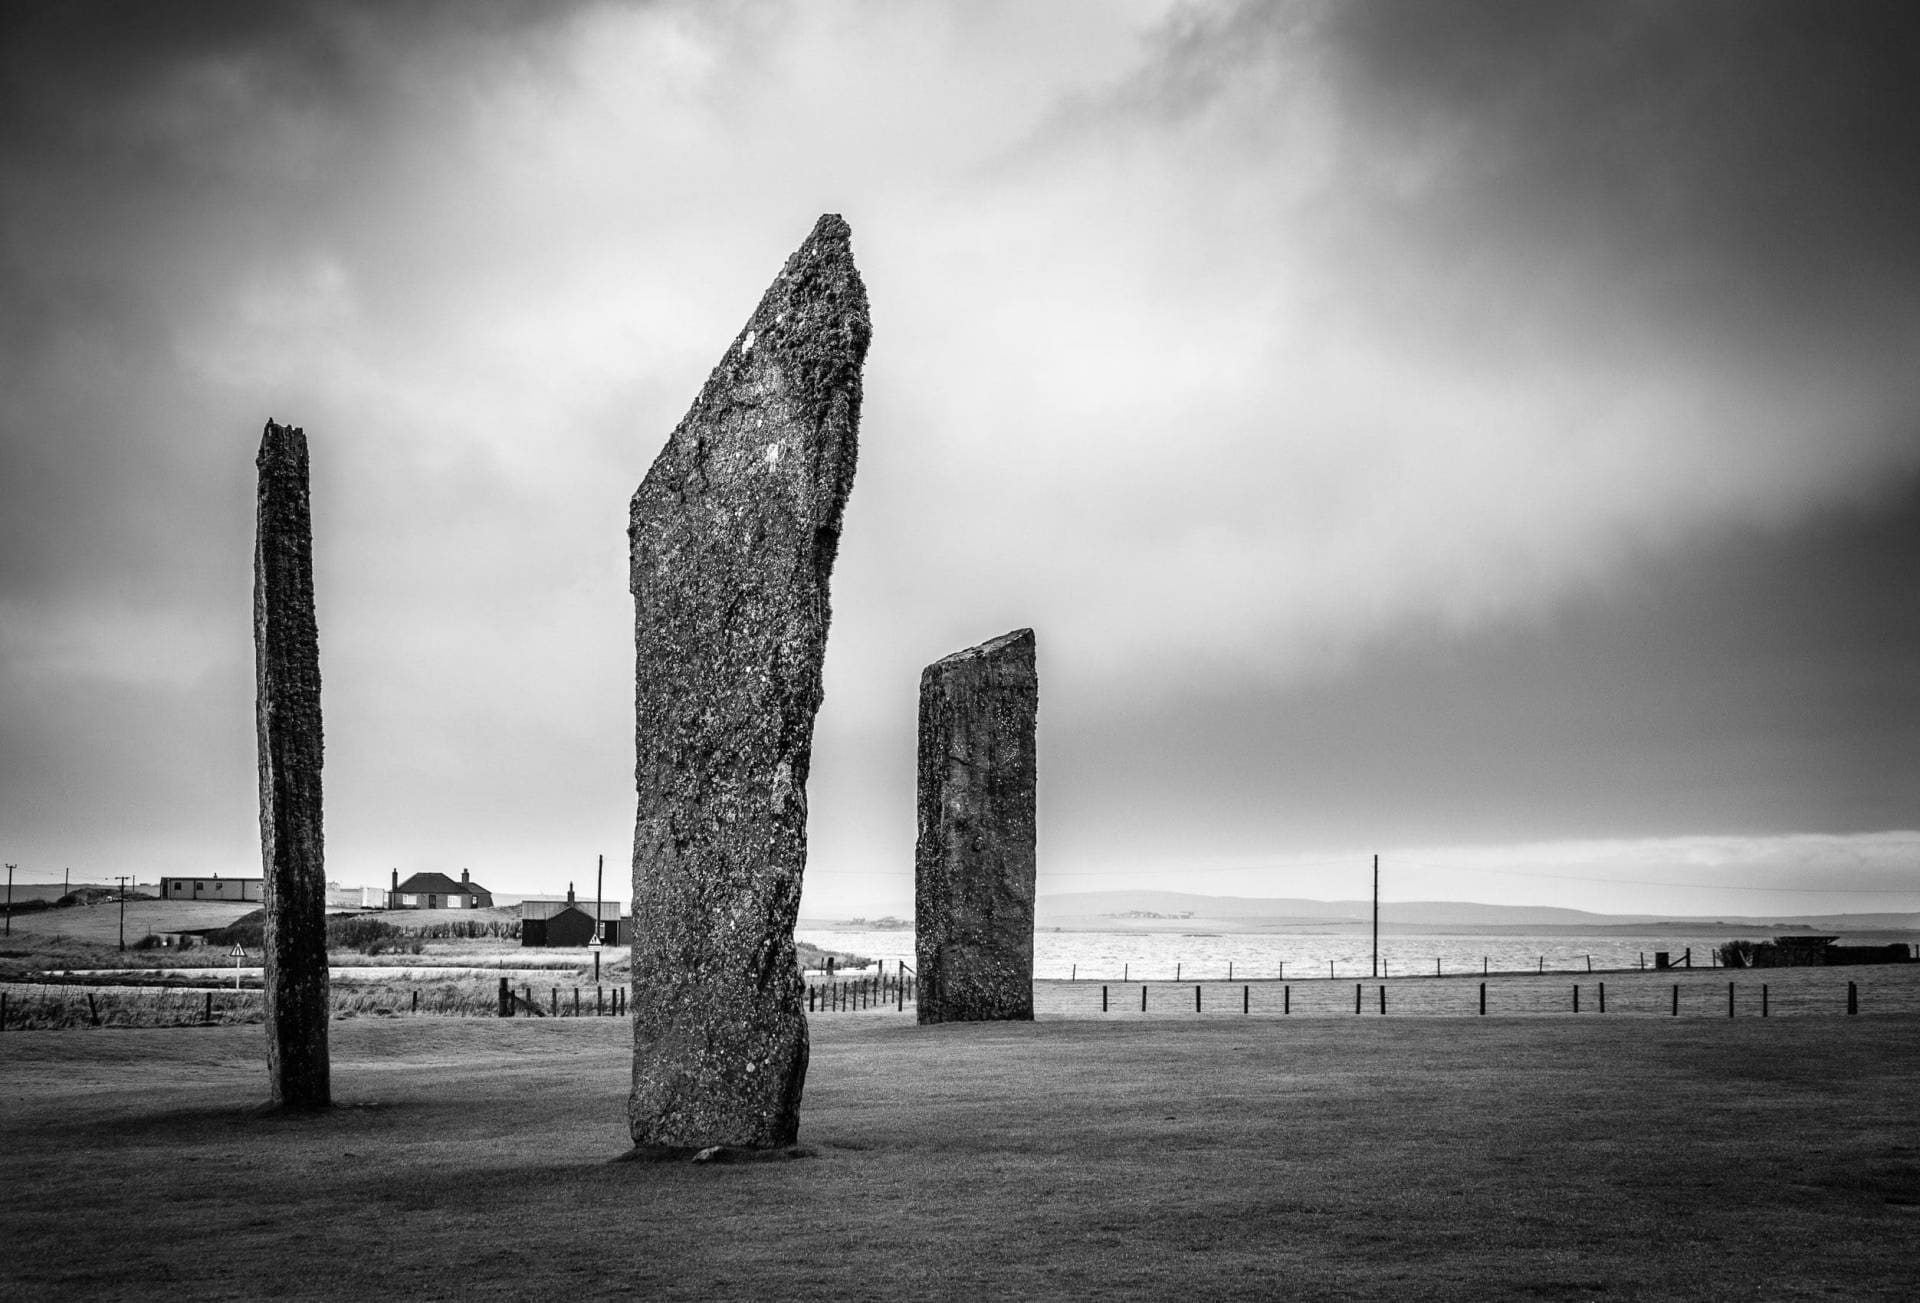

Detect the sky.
[{"left": 2, "top": 0, "right": 1916, "bottom": 919}]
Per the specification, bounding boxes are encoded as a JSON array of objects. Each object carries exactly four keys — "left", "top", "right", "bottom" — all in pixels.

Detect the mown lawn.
[{"left": 1, "top": 1014, "right": 1915, "bottom": 1300}]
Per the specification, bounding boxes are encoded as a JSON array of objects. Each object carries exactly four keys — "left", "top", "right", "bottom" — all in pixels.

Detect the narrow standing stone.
[
  {"left": 628, "top": 215, "right": 870, "bottom": 1154},
  {"left": 915, "top": 628, "right": 1038, "bottom": 1024},
  {"left": 254, "top": 419, "right": 330, "bottom": 1109}
]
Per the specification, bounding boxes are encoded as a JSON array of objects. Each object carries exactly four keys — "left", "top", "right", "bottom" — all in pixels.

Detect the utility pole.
[
  {"left": 594, "top": 853, "right": 605, "bottom": 982},
  {"left": 4, "top": 863, "right": 14, "bottom": 937},
  {"left": 1371, "top": 854, "right": 1379, "bottom": 980},
  {"left": 115, "top": 874, "right": 131, "bottom": 951}
]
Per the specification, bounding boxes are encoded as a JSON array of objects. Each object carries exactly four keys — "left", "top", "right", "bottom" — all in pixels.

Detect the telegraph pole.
[
  {"left": 115, "top": 874, "right": 131, "bottom": 951},
  {"left": 594, "top": 853, "right": 605, "bottom": 981},
  {"left": 1371, "top": 854, "right": 1379, "bottom": 979},
  {"left": 4, "top": 863, "right": 13, "bottom": 937}
]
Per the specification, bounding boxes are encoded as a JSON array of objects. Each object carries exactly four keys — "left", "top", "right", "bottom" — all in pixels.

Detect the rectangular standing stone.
[
  {"left": 915, "top": 628, "right": 1038, "bottom": 1024},
  {"left": 254, "top": 419, "right": 330, "bottom": 1109},
  {"left": 627, "top": 215, "right": 870, "bottom": 1154}
]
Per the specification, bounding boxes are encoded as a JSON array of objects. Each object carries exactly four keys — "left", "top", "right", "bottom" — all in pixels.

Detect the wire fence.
[
  {"left": 1045, "top": 965, "right": 1920, "bottom": 1019},
  {"left": 6, "top": 963, "right": 1916, "bottom": 1030}
]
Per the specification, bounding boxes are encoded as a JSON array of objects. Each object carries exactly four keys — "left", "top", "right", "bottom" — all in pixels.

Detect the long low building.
[
  {"left": 160, "top": 875, "right": 263, "bottom": 903},
  {"left": 521, "top": 887, "right": 626, "bottom": 947}
]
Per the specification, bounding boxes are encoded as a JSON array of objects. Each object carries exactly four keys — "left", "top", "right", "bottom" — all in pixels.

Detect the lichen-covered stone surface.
[
  {"left": 915, "top": 628, "right": 1038, "bottom": 1024},
  {"left": 627, "top": 215, "right": 869, "bottom": 1152},
  {"left": 254, "top": 420, "right": 330, "bottom": 1109}
]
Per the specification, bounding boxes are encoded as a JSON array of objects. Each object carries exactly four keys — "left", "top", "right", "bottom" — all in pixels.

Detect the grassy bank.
[{"left": 2, "top": 1014, "right": 1916, "bottom": 1300}]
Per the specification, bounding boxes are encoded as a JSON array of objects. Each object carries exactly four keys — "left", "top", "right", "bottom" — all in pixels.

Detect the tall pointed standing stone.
[
  {"left": 627, "top": 215, "right": 870, "bottom": 1154},
  {"left": 915, "top": 628, "right": 1038, "bottom": 1024},
  {"left": 254, "top": 419, "right": 330, "bottom": 1109}
]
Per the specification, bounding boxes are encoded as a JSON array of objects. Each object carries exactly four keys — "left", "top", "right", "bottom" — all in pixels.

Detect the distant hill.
[{"left": 1035, "top": 889, "right": 1920, "bottom": 933}]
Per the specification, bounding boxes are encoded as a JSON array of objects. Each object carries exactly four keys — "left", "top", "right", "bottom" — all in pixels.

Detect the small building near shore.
[
  {"left": 1726, "top": 935, "right": 1915, "bottom": 968},
  {"left": 389, "top": 868, "right": 494, "bottom": 910},
  {"left": 159, "top": 874, "right": 263, "bottom": 903},
  {"left": 521, "top": 886, "right": 625, "bottom": 947}
]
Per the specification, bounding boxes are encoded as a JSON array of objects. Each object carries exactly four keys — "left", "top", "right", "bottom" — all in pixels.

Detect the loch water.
[{"left": 795, "top": 925, "right": 1911, "bottom": 980}]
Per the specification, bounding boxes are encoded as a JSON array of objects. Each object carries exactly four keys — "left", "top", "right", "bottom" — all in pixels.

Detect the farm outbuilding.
[
  {"left": 520, "top": 887, "right": 625, "bottom": 947},
  {"left": 159, "top": 874, "right": 263, "bottom": 902}
]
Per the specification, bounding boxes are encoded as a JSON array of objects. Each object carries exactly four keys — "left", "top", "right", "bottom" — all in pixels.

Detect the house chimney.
[
  {"left": 391, "top": 868, "right": 398, "bottom": 891},
  {"left": 567, "top": 881, "right": 575, "bottom": 905},
  {"left": 461, "top": 867, "right": 470, "bottom": 886}
]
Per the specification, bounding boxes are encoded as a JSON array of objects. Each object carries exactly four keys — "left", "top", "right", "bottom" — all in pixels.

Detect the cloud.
[
  {"left": 1, "top": 2, "right": 1914, "bottom": 904},
  {"left": 860, "top": 0, "right": 1920, "bottom": 697}
]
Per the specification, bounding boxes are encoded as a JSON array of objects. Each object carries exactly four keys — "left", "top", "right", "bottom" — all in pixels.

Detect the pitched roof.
[
  {"left": 519, "top": 898, "right": 625, "bottom": 919},
  {"left": 395, "top": 872, "right": 490, "bottom": 896}
]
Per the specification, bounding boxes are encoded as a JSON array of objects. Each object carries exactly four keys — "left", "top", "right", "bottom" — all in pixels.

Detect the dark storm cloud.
[
  {"left": 1319, "top": 0, "right": 1920, "bottom": 355},
  {"left": 2, "top": 1, "right": 1911, "bottom": 911},
  {"left": 0, "top": 0, "right": 589, "bottom": 600},
  {"left": 1044, "top": 481, "right": 1920, "bottom": 893}
]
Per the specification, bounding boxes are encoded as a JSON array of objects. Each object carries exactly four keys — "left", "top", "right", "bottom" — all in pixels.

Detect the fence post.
[
  {"left": 1102, "top": 985, "right": 1108, "bottom": 1013},
  {"left": 1479, "top": 982, "right": 1486, "bottom": 1016},
  {"left": 1284, "top": 984, "right": 1290, "bottom": 1015},
  {"left": 2, "top": 990, "right": 8, "bottom": 1031},
  {"left": 1195, "top": 984, "right": 1201, "bottom": 1013},
  {"left": 499, "top": 978, "right": 512, "bottom": 1017},
  {"left": 205, "top": 992, "right": 214, "bottom": 1024},
  {"left": 412, "top": 990, "right": 419, "bottom": 1014},
  {"left": 1141, "top": 984, "right": 1147, "bottom": 1013},
  {"left": 1728, "top": 982, "right": 1735, "bottom": 1018},
  {"left": 1762, "top": 983, "right": 1768, "bottom": 1018},
  {"left": 1354, "top": 983, "right": 1361, "bottom": 1014},
  {"left": 597, "top": 986, "right": 603, "bottom": 1016},
  {"left": 1848, "top": 981, "right": 1858, "bottom": 1016},
  {"left": 551, "top": 987, "right": 557, "bottom": 1018},
  {"left": 1573, "top": 985, "right": 1579, "bottom": 1014},
  {"left": 1671, "top": 984, "right": 1679, "bottom": 1016},
  {"left": 574, "top": 988, "right": 580, "bottom": 1017},
  {"left": 1243, "top": 984, "right": 1249, "bottom": 1015},
  {"left": 87, "top": 992, "right": 100, "bottom": 1027},
  {"left": 1598, "top": 982, "right": 1605, "bottom": 1013},
  {"left": 1378, "top": 985, "right": 1385, "bottom": 1015},
  {"left": 1176, "top": 963, "right": 1181, "bottom": 981},
  {"left": 807, "top": 986, "right": 815, "bottom": 1014}
]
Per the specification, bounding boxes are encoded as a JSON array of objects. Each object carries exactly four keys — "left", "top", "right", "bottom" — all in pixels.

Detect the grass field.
[
  {"left": 3, "top": 1011, "right": 1916, "bottom": 1300},
  {"left": 1, "top": 897, "right": 256, "bottom": 946}
]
